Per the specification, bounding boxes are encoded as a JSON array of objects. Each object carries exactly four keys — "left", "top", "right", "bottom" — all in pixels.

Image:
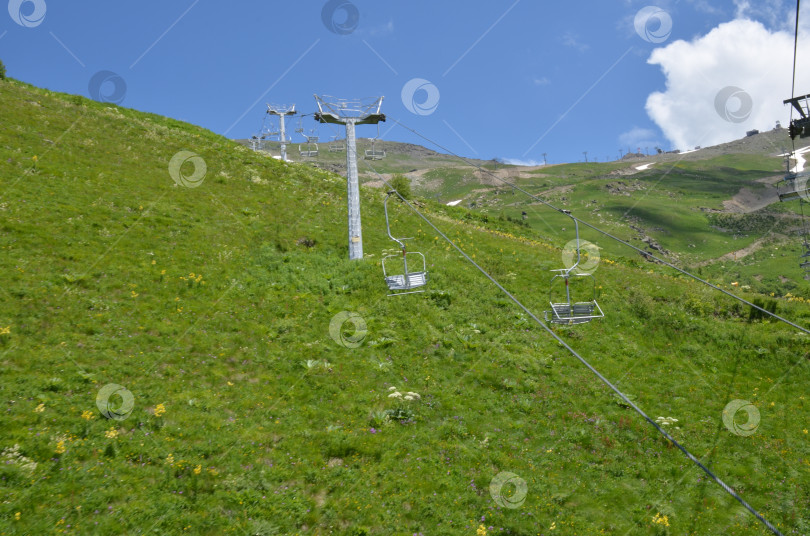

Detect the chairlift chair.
[
  {"left": 364, "top": 138, "right": 386, "bottom": 160},
  {"left": 329, "top": 136, "right": 345, "bottom": 153},
  {"left": 364, "top": 124, "right": 386, "bottom": 160},
  {"left": 299, "top": 141, "right": 319, "bottom": 157},
  {"left": 382, "top": 191, "right": 428, "bottom": 296},
  {"left": 544, "top": 212, "right": 605, "bottom": 325},
  {"left": 299, "top": 130, "right": 319, "bottom": 157},
  {"left": 785, "top": 93, "right": 810, "bottom": 139},
  {"left": 777, "top": 169, "right": 810, "bottom": 201}
]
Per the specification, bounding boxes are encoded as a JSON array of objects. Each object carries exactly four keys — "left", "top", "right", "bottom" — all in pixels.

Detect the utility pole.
[
  {"left": 583, "top": 151, "right": 588, "bottom": 163},
  {"left": 267, "top": 104, "right": 296, "bottom": 162},
  {"left": 542, "top": 152, "right": 547, "bottom": 166},
  {"left": 619, "top": 149, "right": 624, "bottom": 160},
  {"left": 314, "top": 95, "right": 385, "bottom": 260}
]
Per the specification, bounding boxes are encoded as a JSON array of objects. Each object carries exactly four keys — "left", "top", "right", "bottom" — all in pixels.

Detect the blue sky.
[{"left": 2, "top": 0, "right": 807, "bottom": 164}]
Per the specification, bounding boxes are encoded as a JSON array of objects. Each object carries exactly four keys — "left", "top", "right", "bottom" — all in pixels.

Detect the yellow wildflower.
[
  {"left": 55, "top": 441, "right": 66, "bottom": 454},
  {"left": 154, "top": 403, "right": 166, "bottom": 417},
  {"left": 81, "top": 410, "right": 95, "bottom": 420},
  {"left": 14, "top": 512, "right": 20, "bottom": 521},
  {"left": 34, "top": 403, "right": 45, "bottom": 413},
  {"left": 194, "top": 464, "right": 202, "bottom": 475},
  {"left": 477, "top": 524, "right": 487, "bottom": 536},
  {"left": 652, "top": 513, "right": 670, "bottom": 527},
  {"left": 105, "top": 428, "right": 119, "bottom": 439},
  {"left": 166, "top": 454, "right": 174, "bottom": 465},
  {"left": 0, "top": 326, "right": 10, "bottom": 335}
]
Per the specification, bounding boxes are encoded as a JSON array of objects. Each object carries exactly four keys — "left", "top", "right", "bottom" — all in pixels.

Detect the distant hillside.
[
  {"left": 234, "top": 128, "right": 810, "bottom": 296},
  {"left": 3, "top": 78, "right": 810, "bottom": 535}
]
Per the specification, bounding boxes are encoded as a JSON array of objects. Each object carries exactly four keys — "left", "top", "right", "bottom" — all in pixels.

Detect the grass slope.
[
  {"left": 1, "top": 79, "right": 810, "bottom": 535},
  {"left": 422, "top": 154, "right": 810, "bottom": 297}
]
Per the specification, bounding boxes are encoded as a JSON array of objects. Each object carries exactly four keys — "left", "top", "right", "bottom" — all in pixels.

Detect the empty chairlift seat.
[
  {"left": 777, "top": 170, "right": 810, "bottom": 201},
  {"left": 382, "top": 192, "right": 429, "bottom": 296},
  {"left": 543, "top": 211, "right": 605, "bottom": 326}
]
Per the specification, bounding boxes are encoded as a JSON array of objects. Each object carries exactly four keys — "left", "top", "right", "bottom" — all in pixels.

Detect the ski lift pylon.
[
  {"left": 544, "top": 211, "right": 604, "bottom": 325},
  {"left": 382, "top": 191, "right": 428, "bottom": 296}
]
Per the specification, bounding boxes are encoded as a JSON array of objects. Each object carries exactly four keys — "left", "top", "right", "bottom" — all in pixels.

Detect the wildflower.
[
  {"left": 130, "top": 290, "right": 138, "bottom": 298},
  {"left": 34, "top": 403, "right": 45, "bottom": 413},
  {"left": 105, "top": 428, "right": 118, "bottom": 439},
  {"left": 403, "top": 395, "right": 414, "bottom": 401},
  {"left": 194, "top": 464, "right": 201, "bottom": 475},
  {"left": 0, "top": 326, "right": 10, "bottom": 335},
  {"left": 388, "top": 386, "right": 397, "bottom": 391},
  {"left": 151, "top": 260, "right": 156, "bottom": 265},
  {"left": 14, "top": 512, "right": 20, "bottom": 521},
  {"left": 406, "top": 392, "right": 421, "bottom": 399},
  {"left": 81, "top": 410, "right": 95, "bottom": 420},
  {"left": 388, "top": 392, "right": 402, "bottom": 399},
  {"left": 652, "top": 513, "right": 670, "bottom": 527},
  {"left": 166, "top": 454, "right": 174, "bottom": 465},
  {"left": 550, "top": 521, "right": 557, "bottom": 530},
  {"left": 477, "top": 524, "right": 487, "bottom": 536},
  {"left": 154, "top": 403, "right": 166, "bottom": 417},
  {"left": 55, "top": 441, "right": 66, "bottom": 454}
]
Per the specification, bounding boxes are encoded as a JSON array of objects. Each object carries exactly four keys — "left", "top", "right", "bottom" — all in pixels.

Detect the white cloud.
[
  {"left": 645, "top": 18, "right": 810, "bottom": 151},
  {"left": 619, "top": 127, "right": 662, "bottom": 150},
  {"left": 733, "top": 0, "right": 787, "bottom": 29},
  {"left": 533, "top": 76, "right": 550, "bottom": 86},
  {"left": 365, "top": 20, "right": 394, "bottom": 37},
  {"left": 503, "top": 158, "right": 545, "bottom": 166},
  {"left": 562, "top": 32, "right": 589, "bottom": 52}
]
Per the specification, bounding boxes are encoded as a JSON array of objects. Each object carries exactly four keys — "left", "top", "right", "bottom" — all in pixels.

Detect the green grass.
[
  {"left": 1, "top": 78, "right": 810, "bottom": 535},
  {"left": 421, "top": 154, "right": 807, "bottom": 296}
]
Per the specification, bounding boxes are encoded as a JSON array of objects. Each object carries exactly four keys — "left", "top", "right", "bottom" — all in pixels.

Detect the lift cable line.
[
  {"left": 388, "top": 116, "right": 810, "bottom": 337},
  {"left": 361, "top": 159, "right": 785, "bottom": 536}
]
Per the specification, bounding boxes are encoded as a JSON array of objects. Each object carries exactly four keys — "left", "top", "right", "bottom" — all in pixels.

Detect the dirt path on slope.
[{"left": 722, "top": 186, "right": 780, "bottom": 213}]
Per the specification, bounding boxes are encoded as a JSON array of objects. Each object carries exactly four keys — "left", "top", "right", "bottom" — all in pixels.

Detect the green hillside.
[
  {"left": 412, "top": 151, "right": 810, "bottom": 298},
  {"left": 1, "top": 78, "right": 809, "bottom": 535}
]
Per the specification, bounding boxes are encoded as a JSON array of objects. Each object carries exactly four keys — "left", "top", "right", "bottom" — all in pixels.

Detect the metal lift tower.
[
  {"left": 267, "top": 104, "right": 296, "bottom": 162},
  {"left": 314, "top": 95, "right": 385, "bottom": 260}
]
